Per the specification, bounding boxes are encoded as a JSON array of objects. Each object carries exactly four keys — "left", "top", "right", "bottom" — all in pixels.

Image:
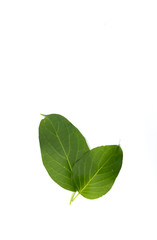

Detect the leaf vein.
[{"left": 44, "top": 151, "right": 71, "bottom": 173}]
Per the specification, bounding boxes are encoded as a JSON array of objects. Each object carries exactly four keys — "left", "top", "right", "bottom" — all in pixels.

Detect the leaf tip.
[
  {"left": 118, "top": 139, "right": 121, "bottom": 146},
  {"left": 40, "top": 113, "right": 46, "bottom": 117}
]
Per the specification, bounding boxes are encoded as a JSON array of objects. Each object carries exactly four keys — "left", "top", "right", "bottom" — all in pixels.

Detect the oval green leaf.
[
  {"left": 39, "top": 114, "right": 89, "bottom": 191},
  {"left": 72, "top": 145, "right": 123, "bottom": 199}
]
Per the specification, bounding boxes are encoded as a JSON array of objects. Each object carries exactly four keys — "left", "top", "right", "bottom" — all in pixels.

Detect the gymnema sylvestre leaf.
[
  {"left": 39, "top": 114, "right": 123, "bottom": 204},
  {"left": 39, "top": 114, "right": 89, "bottom": 191}
]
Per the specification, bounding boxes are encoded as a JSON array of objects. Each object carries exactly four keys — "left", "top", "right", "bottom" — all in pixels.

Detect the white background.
[{"left": 0, "top": 1, "right": 157, "bottom": 239}]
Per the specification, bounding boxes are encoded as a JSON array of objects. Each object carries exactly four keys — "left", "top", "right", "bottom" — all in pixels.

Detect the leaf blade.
[
  {"left": 72, "top": 145, "right": 123, "bottom": 199},
  {"left": 39, "top": 114, "right": 89, "bottom": 191}
]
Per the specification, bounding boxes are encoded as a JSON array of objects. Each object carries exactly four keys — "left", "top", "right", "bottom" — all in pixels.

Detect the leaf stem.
[
  {"left": 69, "top": 192, "right": 80, "bottom": 204},
  {"left": 69, "top": 192, "right": 76, "bottom": 205}
]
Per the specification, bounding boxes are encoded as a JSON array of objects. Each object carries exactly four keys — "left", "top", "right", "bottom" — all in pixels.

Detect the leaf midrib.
[
  {"left": 46, "top": 118, "right": 72, "bottom": 171},
  {"left": 79, "top": 152, "right": 113, "bottom": 195}
]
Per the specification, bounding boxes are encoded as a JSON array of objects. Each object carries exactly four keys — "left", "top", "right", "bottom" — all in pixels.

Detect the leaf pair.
[{"left": 39, "top": 114, "right": 123, "bottom": 204}]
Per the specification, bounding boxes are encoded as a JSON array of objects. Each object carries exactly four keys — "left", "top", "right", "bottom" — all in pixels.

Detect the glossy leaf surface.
[
  {"left": 39, "top": 114, "right": 89, "bottom": 191},
  {"left": 72, "top": 145, "right": 123, "bottom": 199}
]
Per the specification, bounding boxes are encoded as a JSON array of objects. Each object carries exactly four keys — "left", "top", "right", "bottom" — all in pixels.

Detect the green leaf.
[
  {"left": 39, "top": 114, "right": 89, "bottom": 192},
  {"left": 71, "top": 145, "right": 123, "bottom": 200}
]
